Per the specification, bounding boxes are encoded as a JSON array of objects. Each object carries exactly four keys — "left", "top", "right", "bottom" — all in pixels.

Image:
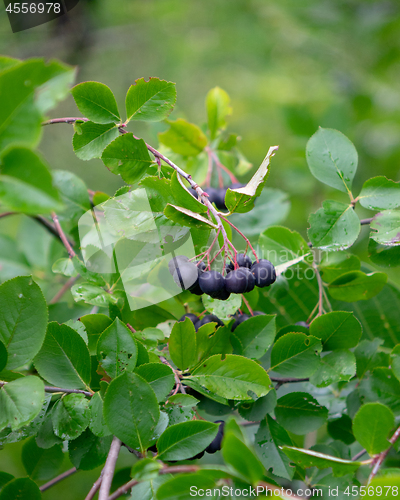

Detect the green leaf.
[
  {"left": 0, "top": 478, "right": 41, "bottom": 500},
  {"left": 327, "top": 415, "right": 355, "bottom": 445},
  {"left": 368, "top": 238, "right": 400, "bottom": 268},
  {"left": 156, "top": 474, "right": 216, "bottom": 500},
  {"left": 22, "top": 437, "right": 63, "bottom": 481},
  {"left": 359, "top": 176, "right": 400, "bottom": 210},
  {"left": 309, "top": 311, "right": 362, "bottom": 351},
  {"left": 35, "top": 411, "right": 63, "bottom": 449},
  {"left": 370, "top": 210, "right": 400, "bottom": 246},
  {"left": 170, "top": 171, "right": 208, "bottom": 213},
  {"left": 0, "top": 276, "right": 48, "bottom": 370},
  {"left": 0, "top": 376, "right": 44, "bottom": 432},
  {"left": 102, "top": 133, "right": 153, "bottom": 184},
  {"left": 79, "top": 314, "right": 113, "bottom": 356},
  {"left": 358, "top": 368, "right": 400, "bottom": 415},
  {"left": 328, "top": 271, "right": 387, "bottom": 302},
  {"left": 275, "top": 392, "right": 328, "bottom": 434},
  {"left": 103, "top": 371, "right": 160, "bottom": 452},
  {"left": 125, "top": 78, "right": 176, "bottom": 122},
  {"left": 352, "top": 403, "right": 394, "bottom": 455},
  {"left": 195, "top": 323, "right": 233, "bottom": 364},
  {"left": 164, "top": 204, "right": 217, "bottom": 230},
  {"left": 53, "top": 170, "right": 91, "bottom": 223},
  {"left": 89, "top": 391, "right": 111, "bottom": 437},
  {"left": 259, "top": 226, "right": 311, "bottom": 266},
  {"left": 228, "top": 188, "right": 291, "bottom": 240},
  {"left": 0, "top": 471, "right": 14, "bottom": 490},
  {"left": 222, "top": 430, "right": 264, "bottom": 484},
  {"left": 169, "top": 318, "right": 197, "bottom": 371},
  {"left": 225, "top": 146, "right": 279, "bottom": 214},
  {"left": 206, "top": 87, "right": 231, "bottom": 140},
  {"left": 281, "top": 446, "right": 362, "bottom": 477},
  {"left": 71, "top": 282, "right": 119, "bottom": 308},
  {"left": 0, "top": 58, "right": 74, "bottom": 151},
  {"left": 0, "top": 147, "right": 63, "bottom": 214},
  {"left": 270, "top": 333, "right": 322, "bottom": 377},
  {"left": 202, "top": 294, "right": 242, "bottom": 322},
  {"left": 187, "top": 354, "right": 272, "bottom": 400},
  {"left": 71, "top": 81, "right": 120, "bottom": 123},
  {"left": 355, "top": 339, "right": 387, "bottom": 380},
  {"left": 131, "top": 457, "right": 163, "bottom": 482},
  {"left": 34, "top": 322, "right": 91, "bottom": 390},
  {"left": 52, "top": 393, "right": 90, "bottom": 440},
  {"left": 157, "top": 420, "right": 219, "bottom": 460},
  {"left": 231, "top": 314, "right": 276, "bottom": 360},
  {"left": 135, "top": 363, "right": 175, "bottom": 402},
  {"left": 255, "top": 415, "right": 295, "bottom": 480},
  {"left": 158, "top": 119, "right": 208, "bottom": 156},
  {"left": 391, "top": 345, "right": 400, "bottom": 382},
  {"left": 306, "top": 127, "right": 358, "bottom": 194},
  {"left": 0, "top": 341, "right": 7, "bottom": 373},
  {"left": 238, "top": 391, "right": 277, "bottom": 421},
  {"left": 308, "top": 200, "right": 361, "bottom": 251},
  {"left": 97, "top": 318, "right": 138, "bottom": 379},
  {"left": 52, "top": 258, "right": 77, "bottom": 277},
  {"left": 73, "top": 121, "right": 119, "bottom": 161},
  {"left": 319, "top": 252, "right": 361, "bottom": 283},
  {"left": 310, "top": 349, "right": 356, "bottom": 387},
  {"left": 69, "top": 428, "right": 112, "bottom": 470}
]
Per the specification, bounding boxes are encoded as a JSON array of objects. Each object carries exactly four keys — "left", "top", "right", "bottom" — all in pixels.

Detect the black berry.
[
  {"left": 225, "top": 267, "right": 253, "bottom": 294},
  {"left": 205, "top": 421, "right": 225, "bottom": 453},
  {"left": 179, "top": 313, "right": 199, "bottom": 324},
  {"left": 231, "top": 313, "right": 249, "bottom": 332},
  {"left": 168, "top": 255, "right": 189, "bottom": 274},
  {"left": 227, "top": 253, "right": 252, "bottom": 271},
  {"left": 210, "top": 286, "right": 231, "bottom": 301},
  {"left": 251, "top": 259, "right": 276, "bottom": 288},
  {"left": 172, "top": 262, "right": 199, "bottom": 290},
  {"left": 199, "top": 270, "right": 225, "bottom": 295},
  {"left": 198, "top": 314, "right": 224, "bottom": 328}
]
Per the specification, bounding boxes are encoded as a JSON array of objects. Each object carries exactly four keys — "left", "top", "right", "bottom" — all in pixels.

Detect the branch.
[
  {"left": 0, "top": 212, "right": 75, "bottom": 248},
  {"left": 352, "top": 449, "right": 367, "bottom": 461},
  {"left": 84, "top": 469, "right": 104, "bottom": 500},
  {"left": 360, "top": 218, "right": 373, "bottom": 226},
  {"left": 271, "top": 377, "right": 309, "bottom": 390},
  {"left": 49, "top": 276, "right": 79, "bottom": 304},
  {"left": 39, "top": 467, "right": 77, "bottom": 492},
  {"left": 0, "top": 381, "right": 93, "bottom": 397},
  {"left": 107, "top": 465, "right": 200, "bottom": 500},
  {"left": 368, "top": 425, "right": 400, "bottom": 483},
  {"left": 42, "top": 117, "right": 89, "bottom": 125},
  {"left": 51, "top": 212, "right": 76, "bottom": 258},
  {"left": 98, "top": 436, "right": 122, "bottom": 500},
  {"left": 160, "top": 356, "right": 186, "bottom": 396}
]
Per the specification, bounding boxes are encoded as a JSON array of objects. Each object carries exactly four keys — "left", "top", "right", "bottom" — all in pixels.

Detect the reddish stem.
[
  {"left": 220, "top": 216, "right": 259, "bottom": 262},
  {"left": 212, "top": 151, "right": 239, "bottom": 184},
  {"left": 241, "top": 295, "right": 254, "bottom": 315}
]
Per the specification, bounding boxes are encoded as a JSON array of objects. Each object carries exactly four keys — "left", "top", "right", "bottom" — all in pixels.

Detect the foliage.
[{"left": 0, "top": 55, "right": 400, "bottom": 499}]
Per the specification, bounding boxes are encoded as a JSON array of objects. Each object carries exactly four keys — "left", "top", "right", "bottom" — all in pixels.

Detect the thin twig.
[
  {"left": 0, "top": 211, "right": 15, "bottom": 218},
  {"left": 107, "top": 465, "right": 200, "bottom": 500},
  {"left": 241, "top": 294, "right": 254, "bottom": 316},
  {"left": 270, "top": 377, "right": 310, "bottom": 384},
  {"left": 160, "top": 356, "right": 186, "bottom": 397},
  {"left": 360, "top": 218, "right": 373, "bottom": 225},
  {"left": 368, "top": 425, "right": 400, "bottom": 483},
  {"left": 0, "top": 381, "right": 93, "bottom": 396},
  {"left": 84, "top": 469, "right": 104, "bottom": 500},
  {"left": 126, "top": 323, "right": 136, "bottom": 333},
  {"left": 313, "top": 263, "right": 324, "bottom": 317},
  {"left": 220, "top": 215, "right": 259, "bottom": 262},
  {"left": 49, "top": 276, "right": 79, "bottom": 304},
  {"left": 352, "top": 449, "right": 367, "bottom": 461},
  {"left": 39, "top": 467, "right": 77, "bottom": 492},
  {"left": 42, "top": 117, "right": 89, "bottom": 125},
  {"left": 51, "top": 212, "right": 76, "bottom": 258},
  {"left": 211, "top": 150, "right": 239, "bottom": 184},
  {"left": 98, "top": 436, "right": 122, "bottom": 500}
]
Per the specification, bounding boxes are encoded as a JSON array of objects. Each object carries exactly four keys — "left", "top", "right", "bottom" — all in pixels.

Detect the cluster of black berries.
[
  {"left": 179, "top": 310, "right": 265, "bottom": 332},
  {"left": 189, "top": 184, "right": 245, "bottom": 210},
  {"left": 168, "top": 253, "right": 276, "bottom": 301}
]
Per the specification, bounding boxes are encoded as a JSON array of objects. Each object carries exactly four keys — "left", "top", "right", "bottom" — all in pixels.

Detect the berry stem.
[
  {"left": 211, "top": 150, "right": 240, "bottom": 184},
  {"left": 241, "top": 294, "right": 254, "bottom": 316},
  {"left": 220, "top": 216, "right": 259, "bottom": 263}
]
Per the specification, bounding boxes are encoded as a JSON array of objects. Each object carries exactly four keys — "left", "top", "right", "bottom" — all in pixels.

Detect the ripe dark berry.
[
  {"left": 231, "top": 313, "right": 249, "bottom": 332},
  {"left": 168, "top": 255, "right": 189, "bottom": 274},
  {"left": 227, "top": 253, "right": 252, "bottom": 271},
  {"left": 210, "top": 286, "right": 231, "bottom": 301},
  {"left": 190, "top": 450, "right": 205, "bottom": 460},
  {"left": 196, "top": 261, "right": 206, "bottom": 272},
  {"left": 172, "top": 262, "right": 199, "bottom": 290},
  {"left": 238, "top": 267, "right": 255, "bottom": 293},
  {"left": 214, "top": 188, "right": 227, "bottom": 210},
  {"left": 179, "top": 313, "right": 199, "bottom": 324},
  {"left": 253, "top": 311, "right": 266, "bottom": 316},
  {"left": 199, "top": 270, "right": 225, "bottom": 295},
  {"left": 204, "top": 187, "right": 220, "bottom": 206},
  {"left": 225, "top": 267, "right": 252, "bottom": 294},
  {"left": 198, "top": 314, "right": 224, "bottom": 328},
  {"left": 251, "top": 259, "right": 276, "bottom": 288},
  {"left": 205, "top": 421, "right": 225, "bottom": 454}
]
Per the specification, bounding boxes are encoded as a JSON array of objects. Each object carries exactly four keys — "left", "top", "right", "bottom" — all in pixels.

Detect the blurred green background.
[{"left": 1, "top": 0, "right": 400, "bottom": 496}]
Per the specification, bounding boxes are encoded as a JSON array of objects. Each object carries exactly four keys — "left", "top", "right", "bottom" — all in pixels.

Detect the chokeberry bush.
[{"left": 1, "top": 55, "right": 400, "bottom": 500}]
